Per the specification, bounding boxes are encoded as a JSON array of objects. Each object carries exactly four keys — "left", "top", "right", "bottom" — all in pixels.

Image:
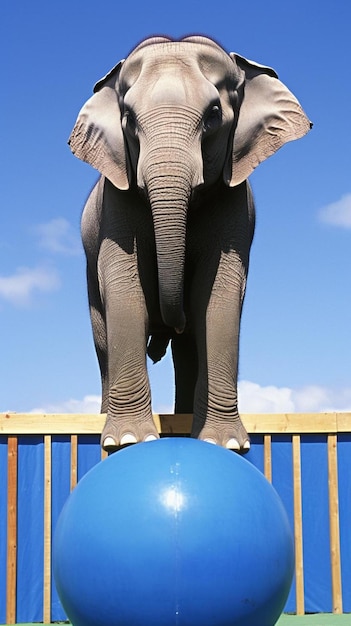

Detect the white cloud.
[
  {"left": 238, "top": 381, "right": 295, "bottom": 413},
  {"left": 30, "top": 394, "right": 101, "bottom": 414},
  {"left": 35, "top": 218, "right": 82, "bottom": 255},
  {"left": 318, "top": 193, "right": 351, "bottom": 228},
  {"left": 0, "top": 266, "right": 60, "bottom": 306},
  {"left": 238, "top": 381, "right": 351, "bottom": 413}
]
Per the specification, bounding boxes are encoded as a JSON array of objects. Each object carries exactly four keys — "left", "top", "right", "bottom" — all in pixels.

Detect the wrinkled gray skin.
[{"left": 70, "top": 36, "right": 310, "bottom": 452}]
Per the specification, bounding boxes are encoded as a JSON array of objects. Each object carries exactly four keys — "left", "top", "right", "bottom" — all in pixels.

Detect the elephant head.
[{"left": 69, "top": 36, "right": 310, "bottom": 332}]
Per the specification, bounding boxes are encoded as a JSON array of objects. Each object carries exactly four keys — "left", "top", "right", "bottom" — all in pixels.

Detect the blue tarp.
[{"left": 0, "top": 433, "right": 350, "bottom": 622}]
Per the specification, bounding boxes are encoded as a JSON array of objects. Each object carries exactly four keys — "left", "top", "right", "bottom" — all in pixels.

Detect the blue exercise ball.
[{"left": 53, "top": 438, "right": 294, "bottom": 626}]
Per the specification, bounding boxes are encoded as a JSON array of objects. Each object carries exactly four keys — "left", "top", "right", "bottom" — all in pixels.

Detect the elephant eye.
[{"left": 203, "top": 104, "right": 222, "bottom": 133}]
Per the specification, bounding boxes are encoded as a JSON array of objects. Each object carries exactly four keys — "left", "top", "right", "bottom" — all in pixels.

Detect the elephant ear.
[
  {"left": 68, "top": 61, "right": 129, "bottom": 190},
  {"left": 227, "top": 53, "right": 311, "bottom": 187}
]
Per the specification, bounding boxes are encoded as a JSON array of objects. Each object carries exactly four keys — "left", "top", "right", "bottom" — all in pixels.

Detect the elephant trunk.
[
  {"left": 139, "top": 109, "right": 203, "bottom": 332},
  {"left": 146, "top": 164, "right": 191, "bottom": 332}
]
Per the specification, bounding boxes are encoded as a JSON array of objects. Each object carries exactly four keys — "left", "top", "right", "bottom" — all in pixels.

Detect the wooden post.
[
  {"left": 70, "top": 435, "right": 78, "bottom": 491},
  {"left": 6, "top": 436, "right": 18, "bottom": 625},
  {"left": 43, "top": 435, "right": 52, "bottom": 624},
  {"left": 292, "top": 434, "right": 305, "bottom": 615},
  {"left": 264, "top": 435, "right": 272, "bottom": 482},
  {"left": 328, "top": 434, "right": 343, "bottom": 613}
]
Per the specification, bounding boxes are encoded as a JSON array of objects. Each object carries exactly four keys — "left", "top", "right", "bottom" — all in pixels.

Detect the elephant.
[{"left": 70, "top": 35, "right": 311, "bottom": 452}]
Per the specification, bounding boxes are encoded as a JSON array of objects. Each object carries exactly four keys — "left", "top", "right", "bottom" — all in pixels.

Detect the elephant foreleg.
[
  {"left": 189, "top": 183, "right": 254, "bottom": 452},
  {"left": 99, "top": 239, "right": 159, "bottom": 450},
  {"left": 191, "top": 249, "right": 250, "bottom": 451}
]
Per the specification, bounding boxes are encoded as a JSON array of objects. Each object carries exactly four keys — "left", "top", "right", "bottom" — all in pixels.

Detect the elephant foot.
[
  {"left": 192, "top": 416, "right": 250, "bottom": 454},
  {"left": 101, "top": 414, "right": 159, "bottom": 452}
]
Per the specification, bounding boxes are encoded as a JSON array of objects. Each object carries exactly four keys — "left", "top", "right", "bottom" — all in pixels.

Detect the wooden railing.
[{"left": 1, "top": 412, "right": 351, "bottom": 623}]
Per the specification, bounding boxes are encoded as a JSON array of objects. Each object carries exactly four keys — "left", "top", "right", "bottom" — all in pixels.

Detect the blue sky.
[{"left": 1, "top": 0, "right": 350, "bottom": 415}]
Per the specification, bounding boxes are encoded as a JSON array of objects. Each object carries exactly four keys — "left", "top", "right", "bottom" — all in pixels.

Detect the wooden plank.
[
  {"left": 336, "top": 412, "right": 351, "bottom": 432},
  {"left": 0, "top": 413, "right": 106, "bottom": 435},
  {"left": 264, "top": 435, "right": 272, "bottom": 482},
  {"left": 292, "top": 435, "right": 305, "bottom": 615},
  {"left": 1, "top": 412, "right": 347, "bottom": 435},
  {"left": 43, "top": 435, "right": 52, "bottom": 624},
  {"left": 70, "top": 435, "right": 78, "bottom": 491},
  {"left": 155, "top": 413, "right": 192, "bottom": 433},
  {"left": 328, "top": 434, "right": 343, "bottom": 614},
  {"left": 6, "top": 436, "right": 18, "bottom": 625},
  {"left": 244, "top": 413, "right": 339, "bottom": 434},
  {"left": 0, "top": 412, "right": 192, "bottom": 435}
]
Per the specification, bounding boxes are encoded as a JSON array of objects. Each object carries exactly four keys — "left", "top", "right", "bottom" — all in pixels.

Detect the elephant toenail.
[
  {"left": 204, "top": 438, "right": 217, "bottom": 445},
  {"left": 120, "top": 433, "right": 138, "bottom": 445},
  {"left": 225, "top": 438, "right": 240, "bottom": 451},
  {"left": 103, "top": 436, "right": 118, "bottom": 448},
  {"left": 243, "top": 440, "right": 251, "bottom": 451},
  {"left": 144, "top": 434, "right": 158, "bottom": 442}
]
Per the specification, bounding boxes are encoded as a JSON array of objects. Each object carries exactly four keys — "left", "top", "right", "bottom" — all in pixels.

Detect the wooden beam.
[
  {"left": 328, "top": 434, "right": 343, "bottom": 614},
  {"left": 154, "top": 413, "right": 192, "bottom": 433},
  {"left": 336, "top": 412, "right": 351, "bottom": 432},
  {"left": 263, "top": 434, "right": 272, "bottom": 482},
  {"left": 6, "top": 436, "right": 18, "bottom": 625},
  {"left": 70, "top": 435, "right": 78, "bottom": 491},
  {"left": 0, "top": 413, "right": 106, "bottom": 435},
  {"left": 1, "top": 412, "right": 349, "bottom": 435},
  {"left": 43, "top": 436, "right": 52, "bottom": 624},
  {"left": 292, "top": 434, "right": 305, "bottom": 615},
  {"left": 245, "top": 413, "right": 339, "bottom": 434}
]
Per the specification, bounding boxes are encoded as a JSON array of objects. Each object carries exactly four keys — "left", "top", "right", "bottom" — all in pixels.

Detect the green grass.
[{"left": 278, "top": 615, "right": 351, "bottom": 624}]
